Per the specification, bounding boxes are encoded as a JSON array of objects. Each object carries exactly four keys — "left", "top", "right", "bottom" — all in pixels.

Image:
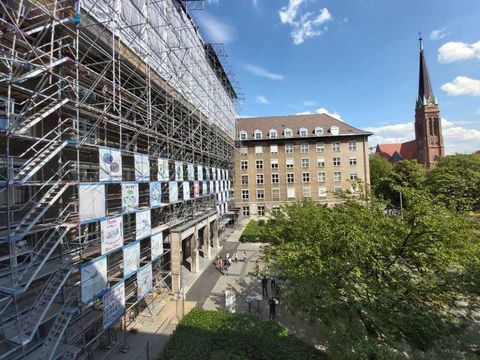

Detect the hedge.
[
  {"left": 160, "top": 309, "right": 325, "bottom": 360},
  {"left": 240, "top": 220, "right": 266, "bottom": 243}
]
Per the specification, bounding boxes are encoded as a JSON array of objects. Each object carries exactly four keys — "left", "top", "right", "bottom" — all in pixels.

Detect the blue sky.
[{"left": 193, "top": 0, "right": 480, "bottom": 154}]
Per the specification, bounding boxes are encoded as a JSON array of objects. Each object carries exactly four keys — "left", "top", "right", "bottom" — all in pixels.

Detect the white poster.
[
  {"left": 151, "top": 232, "right": 163, "bottom": 260},
  {"left": 158, "top": 158, "right": 169, "bottom": 181},
  {"left": 103, "top": 281, "right": 125, "bottom": 329},
  {"left": 187, "top": 163, "right": 194, "bottom": 181},
  {"left": 150, "top": 182, "right": 162, "bottom": 208},
  {"left": 209, "top": 180, "right": 214, "bottom": 194},
  {"left": 175, "top": 161, "right": 183, "bottom": 181},
  {"left": 205, "top": 166, "right": 209, "bottom": 180},
  {"left": 101, "top": 216, "right": 123, "bottom": 255},
  {"left": 123, "top": 241, "right": 140, "bottom": 278},
  {"left": 212, "top": 167, "right": 216, "bottom": 180},
  {"left": 183, "top": 181, "right": 190, "bottom": 200},
  {"left": 137, "top": 263, "right": 153, "bottom": 299},
  {"left": 135, "top": 153, "right": 150, "bottom": 182},
  {"left": 79, "top": 184, "right": 105, "bottom": 223},
  {"left": 136, "top": 210, "right": 151, "bottom": 240},
  {"left": 225, "top": 289, "right": 236, "bottom": 313},
  {"left": 99, "top": 147, "right": 122, "bottom": 182},
  {"left": 194, "top": 181, "right": 200, "bottom": 198},
  {"left": 81, "top": 256, "right": 107, "bottom": 303},
  {"left": 169, "top": 181, "right": 178, "bottom": 203},
  {"left": 202, "top": 182, "right": 208, "bottom": 196},
  {"left": 122, "top": 183, "right": 139, "bottom": 213},
  {"left": 197, "top": 165, "right": 203, "bottom": 181},
  {"left": 215, "top": 181, "right": 220, "bottom": 193},
  {"left": 217, "top": 168, "right": 221, "bottom": 180}
]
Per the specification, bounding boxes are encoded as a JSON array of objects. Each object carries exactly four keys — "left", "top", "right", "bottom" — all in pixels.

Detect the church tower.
[{"left": 414, "top": 36, "right": 444, "bottom": 167}]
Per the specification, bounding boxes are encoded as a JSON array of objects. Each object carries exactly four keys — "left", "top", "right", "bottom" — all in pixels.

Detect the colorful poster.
[
  {"left": 202, "top": 181, "right": 208, "bottom": 196},
  {"left": 169, "top": 181, "right": 178, "bottom": 203},
  {"left": 137, "top": 263, "right": 153, "bottom": 299},
  {"left": 187, "top": 163, "right": 194, "bottom": 181},
  {"left": 99, "top": 147, "right": 122, "bottom": 182},
  {"left": 175, "top": 161, "right": 183, "bottom": 181},
  {"left": 136, "top": 210, "right": 151, "bottom": 240},
  {"left": 101, "top": 216, "right": 123, "bottom": 255},
  {"left": 79, "top": 184, "right": 105, "bottom": 223},
  {"left": 122, "top": 183, "right": 139, "bottom": 213},
  {"left": 157, "top": 158, "right": 169, "bottom": 181},
  {"left": 135, "top": 153, "right": 150, "bottom": 182},
  {"left": 183, "top": 181, "right": 190, "bottom": 200},
  {"left": 194, "top": 181, "right": 200, "bottom": 198},
  {"left": 123, "top": 241, "right": 140, "bottom": 278},
  {"left": 103, "top": 281, "right": 125, "bottom": 329},
  {"left": 197, "top": 165, "right": 203, "bottom": 181},
  {"left": 151, "top": 232, "right": 163, "bottom": 260},
  {"left": 81, "top": 256, "right": 107, "bottom": 303},
  {"left": 150, "top": 182, "right": 162, "bottom": 208}
]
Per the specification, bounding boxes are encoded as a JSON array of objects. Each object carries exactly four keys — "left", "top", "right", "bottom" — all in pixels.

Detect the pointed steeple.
[{"left": 417, "top": 34, "right": 436, "bottom": 106}]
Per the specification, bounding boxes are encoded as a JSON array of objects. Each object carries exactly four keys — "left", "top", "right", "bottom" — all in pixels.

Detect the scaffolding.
[{"left": 0, "top": 0, "right": 238, "bottom": 358}]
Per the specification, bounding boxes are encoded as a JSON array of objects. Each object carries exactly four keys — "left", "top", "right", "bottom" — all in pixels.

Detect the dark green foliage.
[
  {"left": 160, "top": 309, "right": 325, "bottom": 360},
  {"left": 240, "top": 220, "right": 266, "bottom": 242}
]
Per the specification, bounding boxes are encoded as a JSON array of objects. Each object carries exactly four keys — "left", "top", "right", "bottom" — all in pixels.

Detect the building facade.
[
  {"left": 0, "top": 1, "right": 236, "bottom": 359},
  {"left": 235, "top": 114, "right": 372, "bottom": 217}
]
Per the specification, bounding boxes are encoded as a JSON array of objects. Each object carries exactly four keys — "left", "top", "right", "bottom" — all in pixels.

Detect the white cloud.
[
  {"left": 244, "top": 63, "right": 284, "bottom": 80},
  {"left": 315, "top": 107, "right": 342, "bottom": 121},
  {"left": 296, "top": 111, "right": 312, "bottom": 115},
  {"left": 367, "top": 119, "right": 480, "bottom": 155},
  {"left": 279, "top": 0, "right": 333, "bottom": 45},
  {"left": 437, "top": 41, "right": 480, "bottom": 63},
  {"left": 441, "top": 76, "right": 480, "bottom": 96},
  {"left": 430, "top": 28, "right": 449, "bottom": 40},
  {"left": 255, "top": 95, "right": 270, "bottom": 104},
  {"left": 195, "top": 13, "right": 235, "bottom": 44}
]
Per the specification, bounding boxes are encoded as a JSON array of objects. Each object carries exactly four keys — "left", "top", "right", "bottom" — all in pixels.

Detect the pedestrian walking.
[
  {"left": 243, "top": 251, "right": 248, "bottom": 262},
  {"left": 255, "top": 259, "right": 260, "bottom": 276},
  {"left": 234, "top": 251, "right": 238, "bottom": 262},
  {"left": 261, "top": 276, "right": 268, "bottom": 298},
  {"left": 226, "top": 252, "right": 230, "bottom": 265},
  {"left": 270, "top": 277, "right": 276, "bottom": 293},
  {"left": 269, "top": 297, "right": 278, "bottom": 319},
  {"left": 223, "top": 262, "right": 229, "bottom": 276}
]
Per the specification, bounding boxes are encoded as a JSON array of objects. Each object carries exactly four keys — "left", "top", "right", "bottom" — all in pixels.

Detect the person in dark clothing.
[
  {"left": 261, "top": 276, "right": 268, "bottom": 298},
  {"left": 270, "top": 277, "right": 276, "bottom": 293},
  {"left": 269, "top": 297, "right": 278, "bottom": 319}
]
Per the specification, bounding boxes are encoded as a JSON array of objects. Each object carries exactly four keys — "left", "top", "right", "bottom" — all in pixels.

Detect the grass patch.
[
  {"left": 240, "top": 220, "right": 267, "bottom": 243},
  {"left": 160, "top": 309, "right": 325, "bottom": 360}
]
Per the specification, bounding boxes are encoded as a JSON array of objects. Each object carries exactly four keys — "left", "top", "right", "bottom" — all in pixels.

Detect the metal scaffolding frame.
[{"left": 0, "top": 0, "right": 238, "bottom": 358}]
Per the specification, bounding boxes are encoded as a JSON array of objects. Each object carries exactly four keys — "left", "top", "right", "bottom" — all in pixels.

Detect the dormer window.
[
  {"left": 315, "top": 127, "right": 324, "bottom": 136},
  {"left": 284, "top": 128, "right": 293, "bottom": 138},
  {"left": 254, "top": 130, "right": 263, "bottom": 140},
  {"left": 269, "top": 129, "right": 277, "bottom": 139},
  {"left": 299, "top": 128, "right": 308, "bottom": 137},
  {"left": 239, "top": 131, "right": 248, "bottom": 140},
  {"left": 330, "top": 126, "right": 339, "bottom": 135}
]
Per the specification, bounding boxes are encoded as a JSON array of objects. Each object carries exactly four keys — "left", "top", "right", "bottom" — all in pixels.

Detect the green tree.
[
  {"left": 369, "top": 154, "right": 393, "bottom": 199},
  {"left": 261, "top": 196, "right": 480, "bottom": 359}
]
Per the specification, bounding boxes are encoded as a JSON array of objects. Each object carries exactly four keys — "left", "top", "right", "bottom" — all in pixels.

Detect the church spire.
[{"left": 417, "top": 34, "right": 436, "bottom": 106}]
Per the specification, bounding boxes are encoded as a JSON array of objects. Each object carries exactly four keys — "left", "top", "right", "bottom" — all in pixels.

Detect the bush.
[
  {"left": 240, "top": 220, "right": 265, "bottom": 242},
  {"left": 160, "top": 309, "right": 324, "bottom": 360}
]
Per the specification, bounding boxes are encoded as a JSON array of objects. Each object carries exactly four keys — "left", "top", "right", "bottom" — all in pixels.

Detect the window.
[
  {"left": 334, "top": 186, "right": 342, "bottom": 195},
  {"left": 286, "top": 173, "right": 295, "bottom": 183},
  {"left": 316, "top": 143, "right": 325, "bottom": 152},
  {"left": 239, "top": 131, "right": 248, "bottom": 140},
  {"left": 330, "top": 126, "right": 339, "bottom": 135},
  {"left": 286, "top": 159, "right": 294, "bottom": 168},
  {"left": 241, "top": 175, "right": 248, "bottom": 185},
  {"left": 242, "top": 190, "right": 249, "bottom": 200},
  {"left": 272, "top": 188, "right": 280, "bottom": 201},
  {"left": 271, "top": 173, "right": 279, "bottom": 183},
  {"left": 302, "top": 172, "right": 310, "bottom": 183},
  {"left": 349, "top": 141, "right": 357, "bottom": 151},
  {"left": 349, "top": 157, "right": 357, "bottom": 166},
  {"left": 242, "top": 206, "right": 250, "bottom": 216},
  {"left": 256, "top": 160, "right": 264, "bottom": 169},
  {"left": 318, "top": 187, "right": 327, "bottom": 198},
  {"left": 302, "top": 187, "right": 311, "bottom": 198},
  {"left": 318, "top": 172, "right": 326, "bottom": 182},
  {"left": 315, "top": 127, "right": 324, "bottom": 136},
  {"left": 332, "top": 142, "right": 340, "bottom": 152},
  {"left": 334, "top": 172, "right": 342, "bottom": 182},
  {"left": 270, "top": 145, "right": 278, "bottom": 155},
  {"left": 287, "top": 187, "right": 296, "bottom": 199},
  {"left": 300, "top": 144, "right": 309, "bottom": 153},
  {"left": 301, "top": 158, "right": 310, "bottom": 168},
  {"left": 285, "top": 144, "right": 293, "bottom": 154},
  {"left": 258, "top": 205, "right": 265, "bottom": 216},
  {"left": 284, "top": 128, "right": 293, "bottom": 138},
  {"left": 256, "top": 174, "right": 264, "bottom": 184},
  {"left": 317, "top": 158, "right": 325, "bottom": 168},
  {"left": 256, "top": 189, "right": 265, "bottom": 199},
  {"left": 254, "top": 130, "right": 262, "bottom": 139},
  {"left": 241, "top": 160, "right": 248, "bottom": 170},
  {"left": 240, "top": 147, "right": 248, "bottom": 156},
  {"left": 299, "top": 127, "right": 308, "bottom": 137},
  {"left": 255, "top": 146, "right": 263, "bottom": 155},
  {"left": 269, "top": 129, "right": 277, "bottom": 139},
  {"left": 350, "top": 172, "right": 358, "bottom": 181},
  {"left": 272, "top": 205, "right": 280, "bottom": 213},
  {"left": 271, "top": 159, "right": 279, "bottom": 169},
  {"left": 333, "top": 157, "right": 341, "bottom": 166}
]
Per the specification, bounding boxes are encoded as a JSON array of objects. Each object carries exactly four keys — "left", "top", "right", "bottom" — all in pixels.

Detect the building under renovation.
[{"left": 0, "top": 0, "right": 237, "bottom": 358}]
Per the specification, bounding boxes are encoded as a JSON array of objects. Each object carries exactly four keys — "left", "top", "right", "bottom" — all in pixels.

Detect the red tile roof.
[{"left": 376, "top": 140, "right": 417, "bottom": 161}]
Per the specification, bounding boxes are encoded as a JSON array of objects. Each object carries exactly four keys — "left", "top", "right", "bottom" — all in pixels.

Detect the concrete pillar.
[
  {"left": 202, "top": 223, "right": 211, "bottom": 259},
  {"left": 170, "top": 232, "right": 181, "bottom": 294},
  {"left": 190, "top": 230, "right": 199, "bottom": 273},
  {"left": 212, "top": 219, "right": 219, "bottom": 250}
]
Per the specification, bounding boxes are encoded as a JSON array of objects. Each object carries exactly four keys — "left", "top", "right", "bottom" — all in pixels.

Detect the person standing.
[
  {"left": 269, "top": 297, "right": 278, "bottom": 319},
  {"left": 261, "top": 276, "right": 268, "bottom": 298},
  {"left": 270, "top": 277, "right": 276, "bottom": 293},
  {"left": 243, "top": 251, "right": 248, "bottom": 262}
]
